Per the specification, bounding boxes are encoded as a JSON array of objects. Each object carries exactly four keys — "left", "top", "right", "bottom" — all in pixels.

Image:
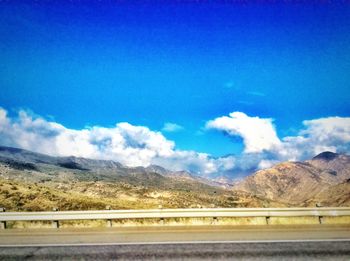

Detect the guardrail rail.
[{"left": 1, "top": 207, "right": 350, "bottom": 229}]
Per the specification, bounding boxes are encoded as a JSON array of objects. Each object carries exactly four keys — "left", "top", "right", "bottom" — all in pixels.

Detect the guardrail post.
[
  {"left": 52, "top": 208, "right": 59, "bottom": 228},
  {"left": 318, "top": 216, "right": 324, "bottom": 224},
  {"left": 159, "top": 218, "right": 164, "bottom": 225},
  {"left": 316, "top": 203, "right": 324, "bottom": 224},
  {"left": 106, "top": 206, "right": 112, "bottom": 227},
  {"left": 158, "top": 205, "right": 164, "bottom": 225},
  {"left": 266, "top": 216, "right": 270, "bottom": 225},
  {"left": 212, "top": 217, "right": 218, "bottom": 225},
  {"left": 0, "top": 208, "right": 6, "bottom": 229}
]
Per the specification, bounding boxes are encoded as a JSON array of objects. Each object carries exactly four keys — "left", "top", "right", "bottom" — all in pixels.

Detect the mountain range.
[
  {"left": 0, "top": 146, "right": 349, "bottom": 211},
  {"left": 0, "top": 146, "right": 270, "bottom": 211}
]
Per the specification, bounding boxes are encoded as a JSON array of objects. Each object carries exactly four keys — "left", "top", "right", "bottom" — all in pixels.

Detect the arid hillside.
[
  {"left": 1, "top": 146, "right": 349, "bottom": 211},
  {"left": 0, "top": 146, "right": 275, "bottom": 211},
  {"left": 234, "top": 152, "right": 350, "bottom": 206}
]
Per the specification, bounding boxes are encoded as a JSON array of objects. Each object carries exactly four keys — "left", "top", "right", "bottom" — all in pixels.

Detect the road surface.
[
  {"left": 0, "top": 225, "right": 349, "bottom": 260},
  {"left": 1, "top": 241, "right": 350, "bottom": 260}
]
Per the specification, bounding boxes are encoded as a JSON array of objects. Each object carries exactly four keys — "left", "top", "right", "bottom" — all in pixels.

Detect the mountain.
[
  {"left": 234, "top": 151, "right": 350, "bottom": 206},
  {"left": 1, "top": 146, "right": 348, "bottom": 210},
  {"left": 305, "top": 178, "right": 350, "bottom": 207},
  {"left": 0, "top": 146, "right": 272, "bottom": 211},
  {"left": 0, "top": 146, "right": 230, "bottom": 189},
  {"left": 0, "top": 146, "right": 217, "bottom": 190},
  {"left": 308, "top": 151, "right": 350, "bottom": 182}
]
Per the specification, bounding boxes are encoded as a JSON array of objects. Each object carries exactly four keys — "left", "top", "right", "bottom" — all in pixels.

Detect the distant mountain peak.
[{"left": 312, "top": 151, "right": 339, "bottom": 161}]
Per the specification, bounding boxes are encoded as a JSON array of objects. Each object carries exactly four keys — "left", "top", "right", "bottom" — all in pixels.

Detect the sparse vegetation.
[
  {"left": 0, "top": 176, "right": 274, "bottom": 211},
  {"left": 0, "top": 147, "right": 349, "bottom": 215}
]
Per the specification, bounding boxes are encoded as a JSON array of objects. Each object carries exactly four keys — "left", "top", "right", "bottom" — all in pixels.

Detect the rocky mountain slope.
[
  {"left": 1, "top": 146, "right": 349, "bottom": 210},
  {"left": 0, "top": 146, "right": 274, "bottom": 211},
  {"left": 308, "top": 151, "right": 350, "bottom": 182},
  {"left": 305, "top": 178, "right": 350, "bottom": 207},
  {"left": 0, "top": 146, "right": 228, "bottom": 189},
  {"left": 234, "top": 152, "right": 350, "bottom": 206}
]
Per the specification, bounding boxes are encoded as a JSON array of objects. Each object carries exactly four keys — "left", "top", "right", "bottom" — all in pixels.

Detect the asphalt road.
[
  {"left": 1, "top": 241, "right": 350, "bottom": 260},
  {"left": 0, "top": 225, "right": 349, "bottom": 260}
]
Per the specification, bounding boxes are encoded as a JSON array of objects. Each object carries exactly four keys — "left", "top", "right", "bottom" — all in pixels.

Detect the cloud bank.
[
  {"left": 207, "top": 112, "right": 350, "bottom": 170},
  {"left": 1, "top": 107, "right": 349, "bottom": 178},
  {"left": 0, "top": 108, "right": 221, "bottom": 174}
]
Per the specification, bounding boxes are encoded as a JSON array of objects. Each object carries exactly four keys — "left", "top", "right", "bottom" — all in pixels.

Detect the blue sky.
[{"left": 1, "top": 1, "right": 350, "bottom": 176}]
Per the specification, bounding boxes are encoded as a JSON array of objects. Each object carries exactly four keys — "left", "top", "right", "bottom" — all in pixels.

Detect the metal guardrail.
[{"left": 1, "top": 207, "right": 350, "bottom": 229}]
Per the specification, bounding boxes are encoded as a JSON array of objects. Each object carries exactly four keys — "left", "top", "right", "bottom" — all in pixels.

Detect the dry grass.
[
  {"left": 6, "top": 221, "right": 53, "bottom": 229},
  {"left": 0, "top": 177, "right": 276, "bottom": 212},
  {"left": 321, "top": 216, "right": 350, "bottom": 225},
  {"left": 268, "top": 216, "right": 320, "bottom": 225}
]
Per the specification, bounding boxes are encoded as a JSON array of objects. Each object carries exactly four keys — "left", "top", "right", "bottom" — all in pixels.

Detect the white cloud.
[
  {"left": 280, "top": 116, "right": 350, "bottom": 160},
  {"left": 206, "top": 112, "right": 281, "bottom": 153},
  {"left": 206, "top": 111, "right": 350, "bottom": 172},
  {"left": 302, "top": 117, "right": 350, "bottom": 144},
  {"left": 0, "top": 108, "right": 225, "bottom": 174},
  {"left": 257, "top": 159, "right": 279, "bottom": 170},
  {"left": 162, "top": 122, "right": 184, "bottom": 132},
  {"left": 1, "top": 107, "right": 349, "bottom": 178}
]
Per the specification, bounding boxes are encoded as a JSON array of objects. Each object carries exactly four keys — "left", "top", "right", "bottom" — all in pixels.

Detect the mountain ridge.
[
  {"left": 234, "top": 151, "right": 350, "bottom": 206},
  {"left": 0, "top": 145, "right": 273, "bottom": 211},
  {"left": 0, "top": 146, "right": 349, "bottom": 211}
]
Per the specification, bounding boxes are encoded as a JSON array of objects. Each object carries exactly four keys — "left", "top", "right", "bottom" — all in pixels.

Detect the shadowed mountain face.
[
  {"left": 308, "top": 152, "right": 350, "bottom": 181},
  {"left": 234, "top": 152, "right": 350, "bottom": 206},
  {"left": 313, "top": 151, "right": 340, "bottom": 161},
  {"left": 0, "top": 146, "right": 124, "bottom": 171}
]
